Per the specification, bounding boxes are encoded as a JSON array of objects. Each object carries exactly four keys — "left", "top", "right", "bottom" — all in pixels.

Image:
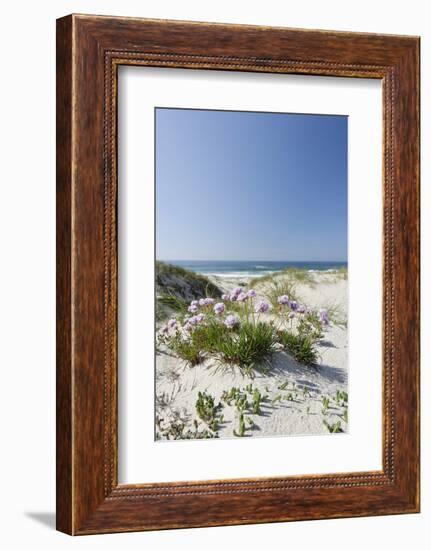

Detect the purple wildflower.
[
  {"left": 288, "top": 312, "right": 296, "bottom": 319},
  {"left": 277, "top": 295, "right": 290, "bottom": 305},
  {"left": 195, "top": 313, "right": 205, "bottom": 323},
  {"left": 247, "top": 289, "right": 257, "bottom": 298},
  {"left": 167, "top": 318, "right": 178, "bottom": 329},
  {"left": 214, "top": 302, "right": 225, "bottom": 315},
  {"left": 160, "top": 324, "right": 169, "bottom": 334},
  {"left": 228, "top": 287, "right": 242, "bottom": 302},
  {"left": 188, "top": 304, "right": 198, "bottom": 313},
  {"left": 237, "top": 291, "right": 248, "bottom": 302},
  {"left": 198, "top": 298, "right": 206, "bottom": 306},
  {"left": 289, "top": 301, "right": 298, "bottom": 311},
  {"left": 297, "top": 305, "right": 306, "bottom": 314},
  {"left": 319, "top": 308, "right": 329, "bottom": 325},
  {"left": 188, "top": 316, "right": 198, "bottom": 326},
  {"left": 203, "top": 297, "right": 214, "bottom": 306},
  {"left": 255, "top": 300, "right": 270, "bottom": 313},
  {"left": 190, "top": 300, "right": 198, "bottom": 307},
  {"left": 224, "top": 314, "right": 240, "bottom": 329},
  {"left": 221, "top": 293, "right": 230, "bottom": 301}
]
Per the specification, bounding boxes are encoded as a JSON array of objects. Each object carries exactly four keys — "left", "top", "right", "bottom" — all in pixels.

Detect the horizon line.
[{"left": 158, "top": 259, "right": 348, "bottom": 263}]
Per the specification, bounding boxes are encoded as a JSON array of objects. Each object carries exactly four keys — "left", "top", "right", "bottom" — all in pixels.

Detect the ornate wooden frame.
[{"left": 56, "top": 14, "right": 420, "bottom": 534}]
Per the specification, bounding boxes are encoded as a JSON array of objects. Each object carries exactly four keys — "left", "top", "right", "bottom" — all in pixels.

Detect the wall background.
[{"left": 0, "top": 1, "right": 427, "bottom": 548}]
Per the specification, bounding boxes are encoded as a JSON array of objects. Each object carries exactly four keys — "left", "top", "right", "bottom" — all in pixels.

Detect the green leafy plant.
[
  {"left": 235, "top": 392, "right": 249, "bottom": 412},
  {"left": 195, "top": 391, "right": 223, "bottom": 432},
  {"left": 321, "top": 396, "right": 330, "bottom": 414},
  {"left": 156, "top": 414, "right": 220, "bottom": 440},
  {"left": 335, "top": 390, "right": 348, "bottom": 407},
  {"left": 251, "top": 388, "right": 263, "bottom": 414},
  {"left": 323, "top": 419, "right": 343, "bottom": 433},
  {"left": 221, "top": 386, "right": 242, "bottom": 406},
  {"left": 234, "top": 412, "right": 246, "bottom": 437}
]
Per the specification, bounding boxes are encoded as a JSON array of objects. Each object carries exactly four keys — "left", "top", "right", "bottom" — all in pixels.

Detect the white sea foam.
[{"left": 201, "top": 270, "right": 277, "bottom": 279}]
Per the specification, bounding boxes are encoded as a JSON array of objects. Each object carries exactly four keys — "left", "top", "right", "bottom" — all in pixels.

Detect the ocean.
[{"left": 164, "top": 260, "right": 347, "bottom": 279}]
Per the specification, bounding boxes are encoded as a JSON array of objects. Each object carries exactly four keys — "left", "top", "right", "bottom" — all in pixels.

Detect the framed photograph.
[{"left": 56, "top": 14, "right": 420, "bottom": 534}]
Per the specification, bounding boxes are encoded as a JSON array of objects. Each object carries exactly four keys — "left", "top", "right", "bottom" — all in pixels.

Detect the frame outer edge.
[
  {"left": 57, "top": 14, "right": 421, "bottom": 534},
  {"left": 56, "top": 14, "right": 74, "bottom": 535},
  {"left": 393, "top": 38, "right": 420, "bottom": 511}
]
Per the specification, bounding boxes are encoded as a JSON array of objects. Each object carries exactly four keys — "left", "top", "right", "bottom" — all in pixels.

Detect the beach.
[{"left": 155, "top": 265, "right": 348, "bottom": 441}]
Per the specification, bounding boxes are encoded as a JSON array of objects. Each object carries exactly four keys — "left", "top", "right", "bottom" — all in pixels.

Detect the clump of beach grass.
[
  {"left": 156, "top": 261, "right": 222, "bottom": 320},
  {"left": 157, "top": 283, "right": 329, "bottom": 374},
  {"left": 263, "top": 278, "right": 299, "bottom": 309},
  {"left": 211, "top": 321, "right": 278, "bottom": 377},
  {"left": 333, "top": 266, "right": 348, "bottom": 280},
  {"left": 321, "top": 302, "right": 348, "bottom": 328},
  {"left": 277, "top": 330, "right": 318, "bottom": 365},
  {"left": 157, "top": 293, "right": 189, "bottom": 315},
  {"left": 156, "top": 261, "right": 221, "bottom": 299},
  {"left": 283, "top": 267, "right": 316, "bottom": 285},
  {"left": 161, "top": 329, "right": 206, "bottom": 366},
  {"left": 250, "top": 267, "right": 315, "bottom": 290}
]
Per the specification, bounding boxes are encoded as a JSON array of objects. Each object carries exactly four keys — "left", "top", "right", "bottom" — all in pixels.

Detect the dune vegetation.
[{"left": 155, "top": 264, "right": 348, "bottom": 440}]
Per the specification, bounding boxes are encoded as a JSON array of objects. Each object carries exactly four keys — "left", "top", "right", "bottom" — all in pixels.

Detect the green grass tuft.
[
  {"left": 156, "top": 261, "right": 221, "bottom": 299},
  {"left": 166, "top": 331, "right": 206, "bottom": 366},
  {"left": 321, "top": 302, "right": 348, "bottom": 328},
  {"left": 263, "top": 278, "right": 299, "bottom": 309},
  {"left": 158, "top": 293, "right": 189, "bottom": 314},
  {"left": 250, "top": 268, "right": 315, "bottom": 291},
  {"left": 212, "top": 321, "right": 277, "bottom": 377},
  {"left": 277, "top": 330, "right": 318, "bottom": 365}
]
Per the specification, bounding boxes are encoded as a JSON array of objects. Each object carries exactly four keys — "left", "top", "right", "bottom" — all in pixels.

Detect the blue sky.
[{"left": 156, "top": 108, "right": 347, "bottom": 261}]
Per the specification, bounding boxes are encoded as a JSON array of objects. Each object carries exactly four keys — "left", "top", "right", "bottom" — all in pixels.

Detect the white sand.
[{"left": 156, "top": 271, "right": 348, "bottom": 440}]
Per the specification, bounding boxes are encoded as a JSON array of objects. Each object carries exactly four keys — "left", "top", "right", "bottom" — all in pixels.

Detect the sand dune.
[{"left": 156, "top": 271, "right": 348, "bottom": 440}]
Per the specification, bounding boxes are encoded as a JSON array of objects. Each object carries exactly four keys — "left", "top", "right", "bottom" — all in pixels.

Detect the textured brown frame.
[{"left": 56, "top": 14, "right": 420, "bottom": 535}]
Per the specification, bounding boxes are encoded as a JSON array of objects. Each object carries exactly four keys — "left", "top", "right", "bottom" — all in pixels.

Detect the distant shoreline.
[{"left": 158, "top": 260, "right": 348, "bottom": 279}]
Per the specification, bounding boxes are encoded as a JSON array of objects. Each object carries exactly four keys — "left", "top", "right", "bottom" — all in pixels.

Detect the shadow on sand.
[{"left": 269, "top": 351, "right": 347, "bottom": 386}]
